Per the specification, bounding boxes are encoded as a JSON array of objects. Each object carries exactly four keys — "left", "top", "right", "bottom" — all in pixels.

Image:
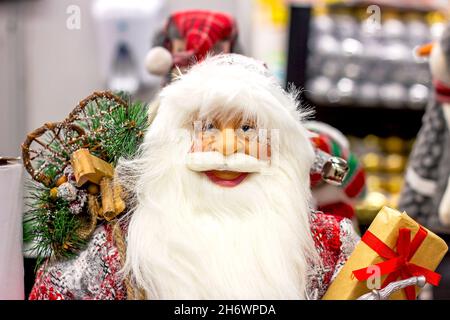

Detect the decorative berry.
[
  {"left": 68, "top": 190, "right": 87, "bottom": 215},
  {"left": 57, "top": 182, "right": 78, "bottom": 201},
  {"left": 56, "top": 175, "right": 68, "bottom": 187},
  {"left": 69, "top": 200, "right": 83, "bottom": 215},
  {"left": 87, "top": 183, "right": 100, "bottom": 195},
  {"left": 49, "top": 187, "right": 58, "bottom": 200},
  {"left": 63, "top": 165, "right": 77, "bottom": 184}
]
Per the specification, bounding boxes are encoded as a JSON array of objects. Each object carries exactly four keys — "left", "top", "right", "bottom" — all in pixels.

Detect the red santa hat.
[{"left": 145, "top": 10, "right": 238, "bottom": 76}]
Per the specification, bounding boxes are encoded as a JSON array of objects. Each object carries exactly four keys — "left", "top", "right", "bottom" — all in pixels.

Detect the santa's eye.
[
  {"left": 237, "top": 123, "right": 257, "bottom": 141},
  {"left": 203, "top": 122, "right": 215, "bottom": 131}
]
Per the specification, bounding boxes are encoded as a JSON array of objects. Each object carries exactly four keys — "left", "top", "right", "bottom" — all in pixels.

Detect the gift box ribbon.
[{"left": 352, "top": 227, "right": 442, "bottom": 300}]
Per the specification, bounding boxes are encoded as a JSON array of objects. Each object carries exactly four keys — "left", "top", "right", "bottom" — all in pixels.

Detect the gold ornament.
[
  {"left": 55, "top": 175, "right": 68, "bottom": 187},
  {"left": 362, "top": 153, "right": 381, "bottom": 172},
  {"left": 384, "top": 154, "right": 406, "bottom": 174},
  {"left": 87, "top": 183, "right": 100, "bottom": 195},
  {"left": 49, "top": 187, "right": 58, "bottom": 200},
  {"left": 384, "top": 136, "right": 404, "bottom": 154}
]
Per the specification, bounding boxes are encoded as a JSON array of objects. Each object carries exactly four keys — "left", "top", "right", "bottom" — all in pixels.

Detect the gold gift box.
[{"left": 323, "top": 206, "right": 448, "bottom": 300}]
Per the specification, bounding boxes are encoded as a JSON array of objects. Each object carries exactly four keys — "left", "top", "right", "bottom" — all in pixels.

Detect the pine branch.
[
  {"left": 83, "top": 93, "right": 149, "bottom": 164},
  {"left": 24, "top": 91, "right": 150, "bottom": 263},
  {"left": 24, "top": 181, "right": 86, "bottom": 265}
]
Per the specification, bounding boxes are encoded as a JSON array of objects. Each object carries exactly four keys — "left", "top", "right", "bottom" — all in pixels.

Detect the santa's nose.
[{"left": 215, "top": 128, "right": 240, "bottom": 156}]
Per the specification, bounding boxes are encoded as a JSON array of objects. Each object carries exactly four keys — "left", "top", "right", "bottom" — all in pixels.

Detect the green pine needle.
[
  {"left": 24, "top": 182, "right": 86, "bottom": 266},
  {"left": 83, "top": 92, "right": 148, "bottom": 164}
]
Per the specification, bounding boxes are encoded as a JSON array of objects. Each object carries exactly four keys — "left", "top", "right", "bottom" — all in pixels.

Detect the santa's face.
[{"left": 188, "top": 113, "right": 271, "bottom": 187}]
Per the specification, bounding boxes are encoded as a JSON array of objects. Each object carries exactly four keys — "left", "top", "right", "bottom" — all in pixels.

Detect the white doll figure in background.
[{"left": 399, "top": 24, "right": 450, "bottom": 228}]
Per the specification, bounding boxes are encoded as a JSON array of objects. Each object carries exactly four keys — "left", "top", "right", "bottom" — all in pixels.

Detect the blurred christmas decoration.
[
  {"left": 307, "top": 121, "right": 367, "bottom": 222},
  {"left": 305, "top": 3, "right": 448, "bottom": 110},
  {"left": 398, "top": 22, "right": 450, "bottom": 232},
  {"left": 22, "top": 91, "right": 149, "bottom": 263},
  {"left": 349, "top": 134, "right": 413, "bottom": 225}
]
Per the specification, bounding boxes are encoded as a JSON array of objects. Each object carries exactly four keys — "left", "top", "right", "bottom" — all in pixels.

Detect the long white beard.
[{"left": 118, "top": 130, "right": 318, "bottom": 300}]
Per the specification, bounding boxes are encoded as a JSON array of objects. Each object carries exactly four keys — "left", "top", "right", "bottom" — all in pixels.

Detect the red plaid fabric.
[{"left": 167, "top": 10, "right": 237, "bottom": 64}]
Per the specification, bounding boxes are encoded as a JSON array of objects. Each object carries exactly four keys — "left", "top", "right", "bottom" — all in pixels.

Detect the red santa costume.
[{"left": 30, "top": 54, "right": 359, "bottom": 300}]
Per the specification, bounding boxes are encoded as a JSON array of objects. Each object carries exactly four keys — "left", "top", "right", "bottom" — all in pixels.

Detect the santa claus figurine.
[{"left": 29, "top": 54, "right": 359, "bottom": 300}]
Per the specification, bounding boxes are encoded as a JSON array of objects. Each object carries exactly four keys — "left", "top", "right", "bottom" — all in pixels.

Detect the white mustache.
[{"left": 186, "top": 152, "right": 268, "bottom": 173}]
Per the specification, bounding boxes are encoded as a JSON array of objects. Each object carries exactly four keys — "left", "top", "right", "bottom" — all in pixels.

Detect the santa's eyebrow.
[
  {"left": 196, "top": 107, "right": 260, "bottom": 129},
  {"left": 240, "top": 118, "right": 257, "bottom": 126}
]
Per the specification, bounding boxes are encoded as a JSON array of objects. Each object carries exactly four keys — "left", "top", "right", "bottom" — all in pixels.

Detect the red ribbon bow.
[{"left": 352, "top": 227, "right": 442, "bottom": 300}]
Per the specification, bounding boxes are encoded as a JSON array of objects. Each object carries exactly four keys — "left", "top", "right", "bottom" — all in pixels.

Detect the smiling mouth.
[{"left": 204, "top": 170, "right": 249, "bottom": 187}]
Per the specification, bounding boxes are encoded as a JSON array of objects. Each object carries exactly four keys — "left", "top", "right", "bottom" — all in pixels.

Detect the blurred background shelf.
[
  {"left": 311, "top": 104, "right": 425, "bottom": 138},
  {"left": 286, "top": 3, "right": 444, "bottom": 217}
]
